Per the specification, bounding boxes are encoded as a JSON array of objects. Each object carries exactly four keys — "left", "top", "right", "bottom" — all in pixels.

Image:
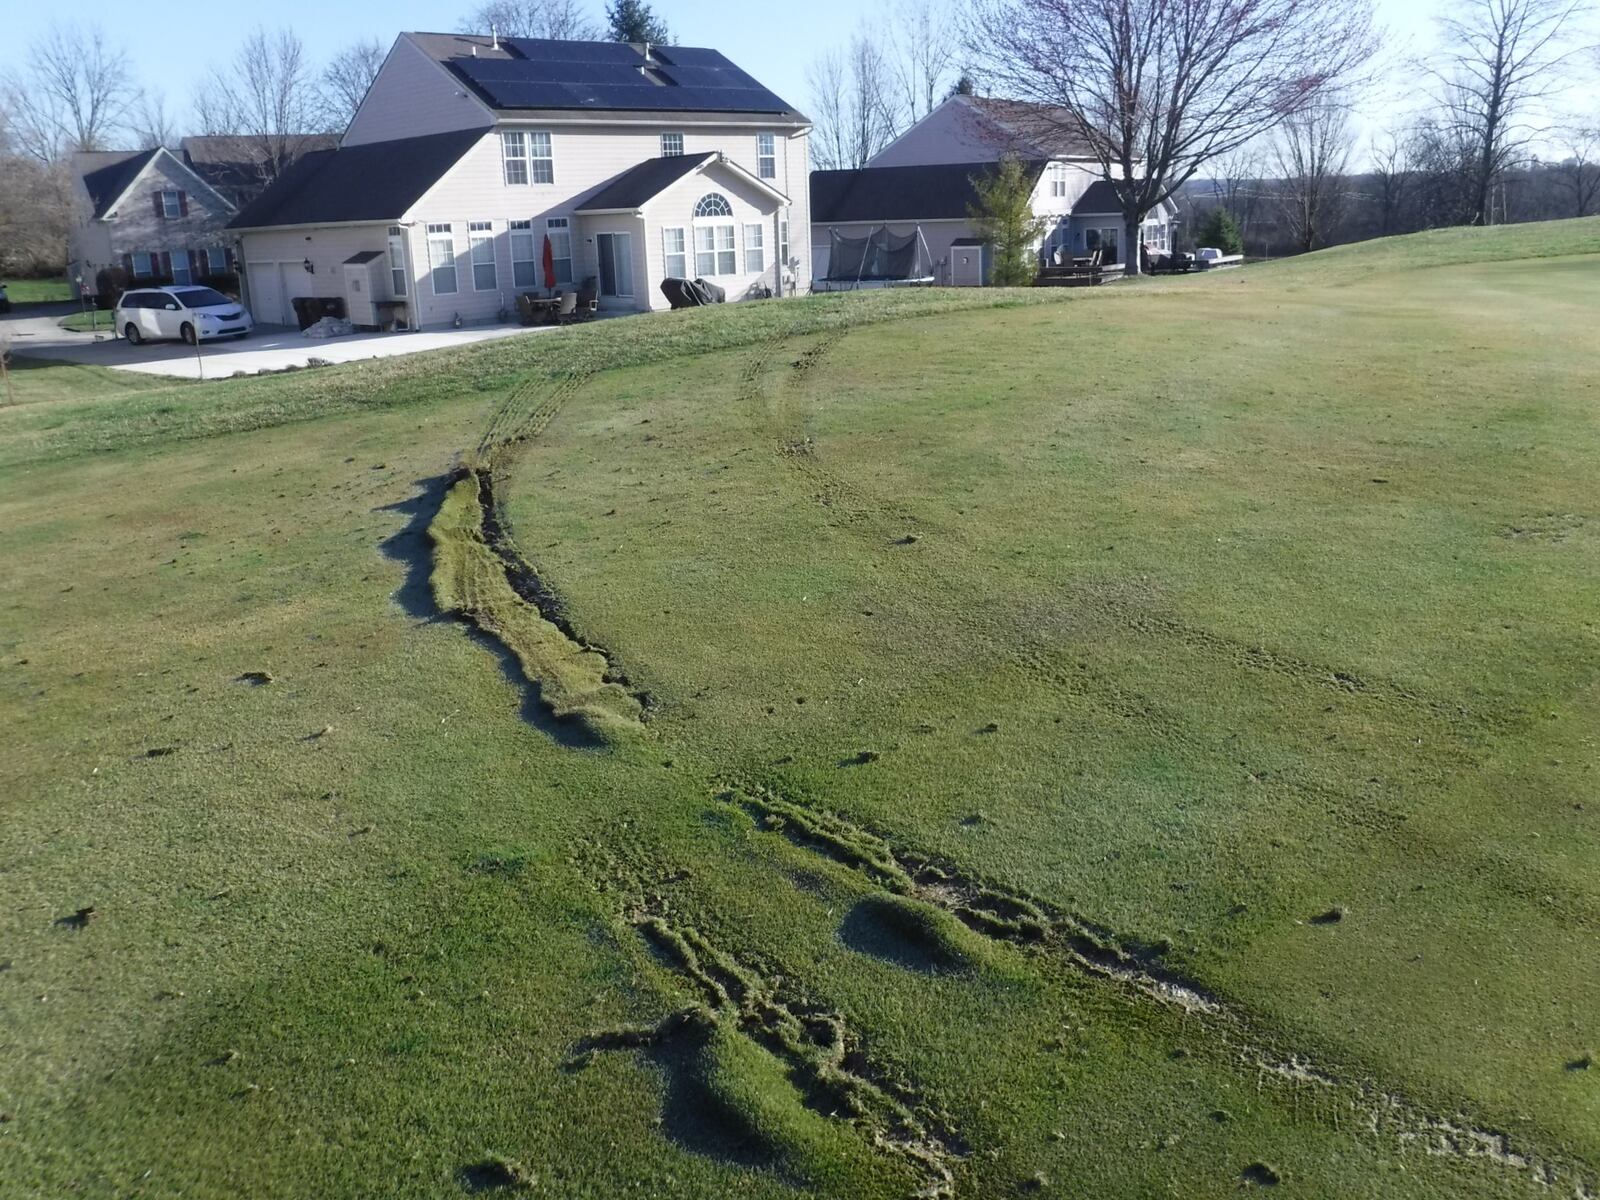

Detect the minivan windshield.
[{"left": 173, "top": 288, "right": 233, "bottom": 309}]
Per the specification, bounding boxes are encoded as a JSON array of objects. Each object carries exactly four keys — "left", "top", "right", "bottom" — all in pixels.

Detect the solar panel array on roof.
[{"left": 448, "top": 39, "right": 796, "bottom": 115}]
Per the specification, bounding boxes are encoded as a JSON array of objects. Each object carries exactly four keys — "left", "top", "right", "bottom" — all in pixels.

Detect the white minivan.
[{"left": 115, "top": 286, "right": 254, "bottom": 345}]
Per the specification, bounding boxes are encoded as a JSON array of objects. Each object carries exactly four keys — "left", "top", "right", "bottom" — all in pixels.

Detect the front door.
[{"left": 596, "top": 233, "right": 633, "bottom": 299}]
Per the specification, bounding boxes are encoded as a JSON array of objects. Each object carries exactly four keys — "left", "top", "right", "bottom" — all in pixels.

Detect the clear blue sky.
[{"left": 1, "top": 0, "right": 1591, "bottom": 155}]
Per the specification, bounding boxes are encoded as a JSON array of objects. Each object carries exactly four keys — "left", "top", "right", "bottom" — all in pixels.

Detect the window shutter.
[
  {"left": 159, "top": 252, "right": 172, "bottom": 280},
  {"left": 178, "top": 192, "right": 189, "bottom": 217},
  {"left": 122, "top": 253, "right": 135, "bottom": 278},
  {"left": 154, "top": 193, "right": 165, "bottom": 220}
]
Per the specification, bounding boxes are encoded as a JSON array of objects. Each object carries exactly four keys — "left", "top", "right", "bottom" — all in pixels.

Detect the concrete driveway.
[{"left": 1, "top": 303, "right": 559, "bottom": 380}]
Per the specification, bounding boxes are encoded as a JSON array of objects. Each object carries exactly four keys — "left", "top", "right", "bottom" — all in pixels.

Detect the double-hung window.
[
  {"left": 427, "top": 223, "right": 458, "bottom": 294},
  {"left": 386, "top": 226, "right": 407, "bottom": 296},
  {"left": 510, "top": 220, "right": 539, "bottom": 288},
  {"left": 502, "top": 132, "right": 529, "bottom": 185},
  {"left": 171, "top": 249, "right": 193, "bottom": 285},
  {"left": 743, "top": 224, "right": 765, "bottom": 274},
  {"left": 661, "top": 132, "right": 684, "bottom": 157},
  {"left": 1049, "top": 164, "right": 1068, "bottom": 199},
  {"left": 208, "top": 246, "right": 232, "bottom": 275},
  {"left": 692, "top": 193, "right": 736, "bottom": 276},
  {"left": 158, "top": 190, "right": 184, "bottom": 219},
  {"left": 756, "top": 132, "right": 776, "bottom": 180},
  {"left": 546, "top": 217, "right": 572, "bottom": 284},
  {"left": 469, "top": 221, "right": 497, "bottom": 290},
  {"left": 131, "top": 251, "right": 155, "bottom": 278},
  {"left": 529, "top": 131, "right": 554, "bottom": 183},
  {"left": 779, "top": 219, "right": 789, "bottom": 270},
  {"left": 662, "top": 227, "right": 686, "bottom": 279}
]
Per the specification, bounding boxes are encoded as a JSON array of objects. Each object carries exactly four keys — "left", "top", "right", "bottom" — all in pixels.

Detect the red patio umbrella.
[{"left": 542, "top": 234, "right": 556, "bottom": 292}]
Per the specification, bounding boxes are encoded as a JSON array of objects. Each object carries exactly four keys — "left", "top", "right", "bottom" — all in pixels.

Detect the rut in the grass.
[
  {"left": 724, "top": 782, "right": 1598, "bottom": 1197},
  {"left": 427, "top": 466, "right": 647, "bottom": 741},
  {"left": 569, "top": 892, "right": 965, "bottom": 1198}
]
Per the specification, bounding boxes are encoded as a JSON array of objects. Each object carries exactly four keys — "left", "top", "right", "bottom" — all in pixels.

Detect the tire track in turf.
[
  {"left": 721, "top": 781, "right": 1599, "bottom": 1199},
  {"left": 756, "top": 332, "right": 1518, "bottom": 747}
]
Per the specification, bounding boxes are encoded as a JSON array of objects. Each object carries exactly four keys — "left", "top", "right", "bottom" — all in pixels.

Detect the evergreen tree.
[
  {"left": 1194, "top": 207, "right": 1244, "bottom": 255},
  {"left": 968, "top": 156, "right": 1047, "bottom": 286},
  {"left": 606, "top": 0, "right": 670, "bottom": 44}
]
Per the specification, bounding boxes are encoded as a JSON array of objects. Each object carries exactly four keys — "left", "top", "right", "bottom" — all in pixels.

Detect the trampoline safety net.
[{"left": 825, "top": 225, "right": 925, "bottom": 282}]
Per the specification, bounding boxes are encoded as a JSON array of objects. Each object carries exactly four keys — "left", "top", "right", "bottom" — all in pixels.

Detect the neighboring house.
[
  {"left": 180, "top": 134, "right": 339, "bottom": 210},
  {"left": 68, "top": 136, "right": 335, "bottom": 299},
  {"left": 810, "top": 95, "right": 1174, "bottom": 286},
  {"left": 229, "top": 33, "right": 812, "bottom": 327},
  {"left": 68, "top": 148, "right": 240, "bottom": 297}
]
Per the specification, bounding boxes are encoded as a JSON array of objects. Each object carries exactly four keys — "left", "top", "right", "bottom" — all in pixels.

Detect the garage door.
[{"left": 246, "top": 262, "right": 288, "bottom": 326}]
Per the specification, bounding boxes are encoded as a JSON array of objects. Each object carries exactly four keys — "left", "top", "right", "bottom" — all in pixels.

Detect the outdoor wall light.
[{"left": 303, "top": 259, "right": 315, "bottom": 274}]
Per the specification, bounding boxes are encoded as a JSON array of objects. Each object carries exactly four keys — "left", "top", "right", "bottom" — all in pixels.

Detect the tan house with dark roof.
[{"left": 229, "top": 32, "right": 812, "bottom": 327}]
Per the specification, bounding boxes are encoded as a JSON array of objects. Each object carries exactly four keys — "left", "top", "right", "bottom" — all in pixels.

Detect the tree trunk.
[{"left": 1124, "top": 213, "right": 1142, "bottom": 277}]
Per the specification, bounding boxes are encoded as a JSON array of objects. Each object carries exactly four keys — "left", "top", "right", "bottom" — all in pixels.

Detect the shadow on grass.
[{"left": 377, "top": 474, "right": 602, "bottom": 752}]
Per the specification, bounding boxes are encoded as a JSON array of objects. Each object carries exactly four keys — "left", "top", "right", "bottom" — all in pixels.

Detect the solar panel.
[{"left": 449, "top": 42, "right": 795, "bottom": 114}]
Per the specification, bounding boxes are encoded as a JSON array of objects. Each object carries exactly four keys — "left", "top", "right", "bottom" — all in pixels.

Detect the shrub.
[{"left": 1194, "top": 208, "right": 1244, "bottom": 255}]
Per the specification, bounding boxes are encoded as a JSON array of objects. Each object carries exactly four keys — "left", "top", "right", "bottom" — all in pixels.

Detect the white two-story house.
[
  {"left": 810, "top": 95, "right": 1174, "bottom": 286},
  {"left": 229, "top": 33, "right": 811, "bottom": 327}
]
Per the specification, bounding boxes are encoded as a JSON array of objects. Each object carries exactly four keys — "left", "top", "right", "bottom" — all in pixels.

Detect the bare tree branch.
[
  {"left": 1272, "top": 99, "right": 1354, "bottom": 250},
  {"left": 807, "top": 35, "right": 901, "bottom": 170},
  {"left": 890, "top": 0, "right": 961, "bottom": 124},
  {"left": 132, "top": 90, "right": 178, "bottom": 150},
  {"left": 459, "top": 0, "right": 602, "bottom": 39},
  {"left": 193, "top": 27, "right": 330, "bottom": 183},
  {"left": 963, "top": 0, "right": 1377, "bottom": 274},
  {"left": 321, "top": 39, "right": 386, "bottom": 131},
  {"left": 1, "top": 22, "right": 135, "bottom": 162},
  {"left": 1429, "top": 0, "right": 1591, "bottom": 225}
]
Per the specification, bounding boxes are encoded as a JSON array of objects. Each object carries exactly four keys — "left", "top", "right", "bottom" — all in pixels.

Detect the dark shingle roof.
[
  {"left": 227, "top": 129, "right": 484, "bottom": 229},
  {"left": 80, "top": 149, "right": 161, "bottom": 218},
  {"left": 964, "top": 98, "right": 1097, "bottom": 159},
  {"left": 575, "top": 153, "right": 715, "bottom": 212},
  {"left": 811, "top": 161, "right": 1044, "bottom": 224},
  {"left": 409, "top": 32, "right": 806, "bottom": 119},
  {"left": 180, "top": 135, "right": 339, "bottom": 200},
  {"left": 1072, "top": 180, "right": 1126, "bottom": 215}
]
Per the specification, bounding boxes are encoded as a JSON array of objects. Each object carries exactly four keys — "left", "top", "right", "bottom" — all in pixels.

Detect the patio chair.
[
  {"left": 516, "top": 293, "right": 543, "bottom": 326},
  {"left": 576, "top": 277, "right": 598, "bottom": 319},
  {"left": 555, "top": 291, "right": 578, "bottom": 324}
]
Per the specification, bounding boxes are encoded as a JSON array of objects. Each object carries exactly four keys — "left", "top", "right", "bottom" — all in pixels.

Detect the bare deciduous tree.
[
  {"left": 1, "top": 22, "right": 135, "bottom": 162},
  {"left": 889, "top": 0, "right": 960, "bottom": 125},
  {"left": 1208, "top": 148, "right": 1268, "bottom": 238},
  {"left": 963, "top": 0, "right": 1376, "bottom": 275},
  {"left": 194, "top": 28, "right": 330, "bottom": 182},
  {"left": 132, "top": 90, "right": 178, "bottom": 150},
  {"left": 460, "top": 0, "right": 602, "bottom": 39},
  {"left": 808, "top": 35, "right": 901, "bottom": 171},
  {"left": 1272, "top": 101, "right": 1354, "bottom": 251},
  {"left": 1550, "top": 126, "right": 1600, "bottom": 216},
  {"left": 322, "top": 39, "right": 386, "bottom": 131},
  {"left": 0, "top": 153, "right": 72, "bottom": 275},
  {"left": 1368, "top": 131, "right": 1415, "bottom": 236},
  {"left": 1432, "top": 0, "right": 1590, "bottom": 226}
]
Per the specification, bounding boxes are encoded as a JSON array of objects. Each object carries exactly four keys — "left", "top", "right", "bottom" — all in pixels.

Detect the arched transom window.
[
  {"left": 693, "top": 192, "right": 737, "bottom": 274},
  {"left": 694, "top": 192, "right": 733, "bottom": 218}
]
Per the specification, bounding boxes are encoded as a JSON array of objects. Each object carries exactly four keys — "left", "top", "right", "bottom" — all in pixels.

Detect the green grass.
[
  {"left": 57, "top": 309, "right": 117, "bottom": 333},
  {"left": 4, "top": 276, "right": 71, "bottom": 304},
  {"left": 2, "top": 219, "right": 1597, "bottom": 1198}
]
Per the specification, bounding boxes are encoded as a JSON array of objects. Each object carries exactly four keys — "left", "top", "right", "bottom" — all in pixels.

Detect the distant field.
[{"left": 1, "top": 219, "right": 1596, "bottom": 1198}]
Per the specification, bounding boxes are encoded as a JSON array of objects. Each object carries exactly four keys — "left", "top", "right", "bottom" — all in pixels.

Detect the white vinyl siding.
[
  {"left": 501, "top": 132, "right": 529, "bottom": 186},
  {"left": 387, "top": 226, "right": 407, "bottom": 296},
  {"left": 661, "top": 132, "right": 683, "bottom": 157},
  {"left": 662, "top": 226, "right": 686, "bottom": 279},
  {"left": 427, "top": 223, "right": 458, "bottom": 295},
  {"left": 469, "top": 221, "right": 497, "bottom": 291},
  {"left": 757, "top": 133, "right": 776, "bottom": 180},
  {"left": 529, "top": 131, "right": 554, "bottom": 184},
  {"left": 510, "top": 220, "right": 539, "bottom": 289},
  {"left": 546, "top": 217, "right": 572, "bottom": 284},
  {"left": 743, "top": 224, "right": 765, "bottom": 274}
]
